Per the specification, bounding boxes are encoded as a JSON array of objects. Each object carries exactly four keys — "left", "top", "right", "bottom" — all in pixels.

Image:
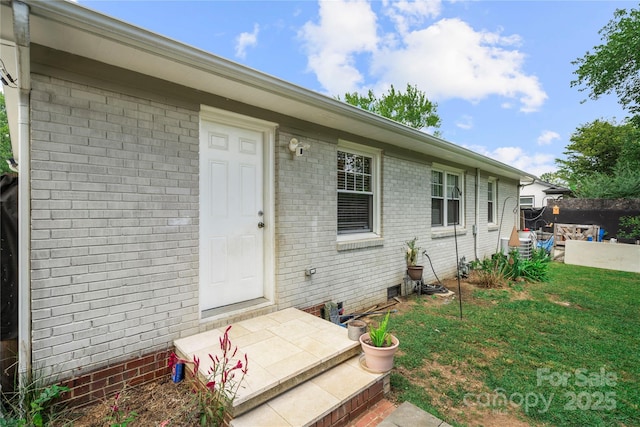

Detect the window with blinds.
[
  {"left": 488, "top": 179, "right": 496, "bottom": 223},
  {"left": 432, "top": 169, "right": 463, "bottom": 227},
  {"left": 431, "top": 170, "right": 444, "bottom": 226},
  {"left": 446, "top": 173, "right": 460, "bottom": 225},
  {"left": 337, "top": 150, "right": 373, "bottom": 234}
]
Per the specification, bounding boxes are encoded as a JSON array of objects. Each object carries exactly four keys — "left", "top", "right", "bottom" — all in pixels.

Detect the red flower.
[
  {"left": 168, "top": 352, "right": 189, "bottom": 370},
  {"left": 242, "top": 354, "right": 249, "bottom": 374},
  {"left": 168, "top": 353, "right": 179, "bottom": 369},
  {"left": 193, "top": 355, "right": 200, "bottom": 373}
]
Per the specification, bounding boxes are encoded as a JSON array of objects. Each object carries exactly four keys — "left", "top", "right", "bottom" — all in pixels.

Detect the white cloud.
[
  {"left": 537, "top": 130, "right": 560, "bottom": 146},
  {"left": 372, "top": 18, "right": 547, "bottom": 112},
  {"left": 299, "top": 2, "right": 547, "bottom": 112},
  {"left": 299, "top": 0, "right": 378, "bottom": 94},
  {"left": 465, "top": 144, "right": 556, "bottom": 177},
  {"left": 382, "top": 0, "right": 442, "bottom": 34},
  {"left": 235, "top": 24, "right": 260, "bottom": 59},
  {"left": 456, "top": 114, "right": 473, "bottom": 130}
]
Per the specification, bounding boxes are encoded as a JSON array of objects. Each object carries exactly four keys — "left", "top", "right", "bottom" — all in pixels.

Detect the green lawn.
[{"left": 389, "top": 262, "right": 639, "bottom": 427}]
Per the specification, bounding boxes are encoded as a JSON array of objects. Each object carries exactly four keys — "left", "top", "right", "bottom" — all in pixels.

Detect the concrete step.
[
  {"left": 230, "top": 356, "right": 389, "bottom": 427},
  {"left": 173, "top": 308, "right": 365, "bottom": 418}
]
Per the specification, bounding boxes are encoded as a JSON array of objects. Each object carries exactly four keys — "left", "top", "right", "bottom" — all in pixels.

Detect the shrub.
[
  {"left": 471, "top": 253, "right": 509, "bottom": 288},
  {"left": 519, "top": 248, "right": 551, "bottom": 282},
  {"left": 617, "top": 215, "right": 640, "bottom": 240},
  {"left": 472, "top": 248, "right": 550, "bottom": 288},
  {"left": 0, "top": 376, "right": 69, "bottom": 427}
]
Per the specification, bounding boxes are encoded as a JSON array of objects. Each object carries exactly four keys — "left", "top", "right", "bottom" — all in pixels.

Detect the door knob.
[{"left": 258, "top": 222, "right": 265, "bottom": 229}]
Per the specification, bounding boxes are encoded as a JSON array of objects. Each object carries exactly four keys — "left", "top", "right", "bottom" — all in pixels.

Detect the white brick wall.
[
  {"left": 28, "top": 73, "right": 519, "bottom": 380},
  {"left": 30, "top": 75, "right": 200, "bottom": 377},
  {"left": 273, "top": 133, "right": 519, "bottom": 313}
]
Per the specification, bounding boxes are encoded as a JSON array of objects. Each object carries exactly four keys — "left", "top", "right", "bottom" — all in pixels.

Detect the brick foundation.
[
  {"left": 59, "top": 348, "right": 173, "bottom": 407},
  {"left": 308, "top": 376, "right": 388, "bottom": 427},
  {"left": 301, "top": 302, "right": 326, "bottom": 318}
]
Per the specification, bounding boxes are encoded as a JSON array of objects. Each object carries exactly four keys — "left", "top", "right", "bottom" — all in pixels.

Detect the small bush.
[
  {"left": 471, "top": 252, "right": 510, "bottom": 288},
  {"left": 472, "top": 248, "right": 550, "bottom": 287},
  {"left": 0, "top": 377, "right": 69, "bottom": 427},
  {"left": 519, "top": 248, "right": 551, "bottom": 282},
  {"left": 617, "top": 215, "right": 640, "bottom": 240}
]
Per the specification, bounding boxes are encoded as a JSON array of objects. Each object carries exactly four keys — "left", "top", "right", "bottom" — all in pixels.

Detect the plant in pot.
[
  {"left": 359, "top": 311, "right": 399, "bottom": 373},
  {"left": 405, "top": 237, "right": 424, "bottom": 280}
]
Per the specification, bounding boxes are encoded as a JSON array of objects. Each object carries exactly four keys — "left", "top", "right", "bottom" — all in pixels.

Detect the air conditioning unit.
[
  {"left": 518, "top": 238, "right": 533, "bottom": 260},
  {"left": 500, "top": 237, "right": 533, "bottom": 260}
]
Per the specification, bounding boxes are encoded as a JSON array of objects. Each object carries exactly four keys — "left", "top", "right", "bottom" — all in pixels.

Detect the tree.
[
  {"left": 571, "top": 7, "right": 640, "bottom": 123},
  {"left": 538, "top": 171, "right": 568, "bottom": 186},
  {"left": 0, "top": 92, "right": 13, "bottom": 174},
  {"left": 339, "top": 83, "right": 441, "bottom": 132},
  {"left": 618, "top": 126, "right": 640, "bottom": 169},
  {"left": 573, "top": 164, "right": 640, "bottom": 198},
  {"left": 555, "top": 119, "right": 639, "bottom": 184}
]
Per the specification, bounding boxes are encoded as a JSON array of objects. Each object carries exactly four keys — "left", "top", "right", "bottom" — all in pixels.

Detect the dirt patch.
[
  {"left": 391, "top": 355, "right": 531, "bottom": 427},
  {"left": 510, "top": 289, "right": 532, "bottom": 301},
  {"left": 479, "top": 345, "right": 501, "bottom": 361},
  {"left": 547, "top": 293, "right": 585, "bottom": 310},
  {"left": 60, "top": 379, "right": 196, "bottom": 426}
]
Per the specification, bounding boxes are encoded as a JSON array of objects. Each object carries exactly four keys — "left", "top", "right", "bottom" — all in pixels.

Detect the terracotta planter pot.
[
  {"left": 407, "top": 265, "right": 424, "bottom": 280},
  {"left": 359, "top": 333, "right": 399, "bottom": 373}
]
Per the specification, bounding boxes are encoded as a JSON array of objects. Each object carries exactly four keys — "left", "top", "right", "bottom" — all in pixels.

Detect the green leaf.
[{"left": 340, "top": 84, "right": 441, "bottom": 131}]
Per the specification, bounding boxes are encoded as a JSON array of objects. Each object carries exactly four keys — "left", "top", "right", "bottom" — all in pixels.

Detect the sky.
[{"left": 77, "top": 0, "right": 636, "bottom": 177}]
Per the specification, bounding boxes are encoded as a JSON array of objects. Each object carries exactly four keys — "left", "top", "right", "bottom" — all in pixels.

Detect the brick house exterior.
[{"left": 1, "top": 0, "right": 533, "bottom": 401}]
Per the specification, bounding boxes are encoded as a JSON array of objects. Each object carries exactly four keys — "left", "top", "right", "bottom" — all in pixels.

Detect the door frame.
[{"left": 199, "top": 105, "right": 277, "bottom": 319}]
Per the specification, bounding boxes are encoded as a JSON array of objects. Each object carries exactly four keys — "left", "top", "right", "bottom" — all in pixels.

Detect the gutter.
[
  {"left": 12, "top": 0, "right": 32, "bottom": 384},
  {"left": 24, "top": 0, "right": 535, "bottom": 183}
]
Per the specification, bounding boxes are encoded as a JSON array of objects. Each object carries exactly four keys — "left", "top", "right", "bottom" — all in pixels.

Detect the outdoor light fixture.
[{"left": 289, "top": 138, "right": 310, "bottom": 157}]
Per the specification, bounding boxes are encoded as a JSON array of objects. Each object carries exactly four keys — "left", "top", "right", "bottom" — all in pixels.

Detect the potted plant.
[
  {"left": 405, "top": 237, "right": 424, "bottom": 280},
  {"left": 359, "top": 311, "right": 399, "bottom": 373}
]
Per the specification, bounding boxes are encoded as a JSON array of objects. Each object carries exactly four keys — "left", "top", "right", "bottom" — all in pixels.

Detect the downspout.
[
  {"left": 12, "top": 0, "right": 32, "bottom": 385},
  {"left": 474, "top": 168, "right": 480, "bottom": 260}
]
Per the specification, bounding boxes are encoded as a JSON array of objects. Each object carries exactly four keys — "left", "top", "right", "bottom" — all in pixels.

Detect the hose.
[{"left": 422, "top": 250, "right": 442, "bottom": 286}]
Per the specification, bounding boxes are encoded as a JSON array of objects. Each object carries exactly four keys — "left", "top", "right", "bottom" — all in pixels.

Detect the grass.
[{"left": 389, "top": 262, "right": 640, "bottom": 427}]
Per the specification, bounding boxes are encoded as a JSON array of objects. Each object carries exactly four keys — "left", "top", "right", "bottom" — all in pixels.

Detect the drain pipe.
[
  {"left": 12, "top": 0, "right": 32, "bottom": 385},
  {"left": 474, "top": 168, "right": 480, "bottom": 260}
]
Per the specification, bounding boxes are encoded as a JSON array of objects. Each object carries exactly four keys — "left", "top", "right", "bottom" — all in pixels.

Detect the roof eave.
[{"left": 19, "top": 0, "right": 534, "bottom": 182}]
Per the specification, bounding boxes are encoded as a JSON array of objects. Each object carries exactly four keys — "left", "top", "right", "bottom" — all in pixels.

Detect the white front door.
[{"left": 199, "top": 117, "right": 266, "bottom": 311}]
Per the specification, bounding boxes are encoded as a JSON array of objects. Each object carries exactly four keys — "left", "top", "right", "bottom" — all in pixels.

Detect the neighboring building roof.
[
  {"left": 0, "top": 0, "right": 536, "bottom": 183},
  {"left": 537, "top": 180, "right": 572, "bottom": 195}
]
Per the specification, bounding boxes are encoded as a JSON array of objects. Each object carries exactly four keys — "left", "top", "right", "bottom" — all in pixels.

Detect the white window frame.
[
  {"left": 336, "top": 141, "right": 381, "bottom": 242},
  {"left": 520, "top": 195, "right": 535, "bottom": 208},
  {"left": 488, "top": 177, "right": 497, "bottom": 225},
  {"left": 431, "top": 165, "right": 465, "bottom": 229}
]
